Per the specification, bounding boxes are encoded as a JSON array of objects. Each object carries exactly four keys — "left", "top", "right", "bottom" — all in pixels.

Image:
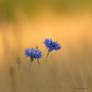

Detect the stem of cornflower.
[
  {"left": 30, "top": 57, "right": 33, "bottom": 72},
  {"left": 45, "top": 50, "right": 50, "bottom": 62},
  {"left": 30, "top": 57, "right": 33, "bottom": 64},
  {"left": 37, "top": 59, "right": 40, "bottom": 64}
]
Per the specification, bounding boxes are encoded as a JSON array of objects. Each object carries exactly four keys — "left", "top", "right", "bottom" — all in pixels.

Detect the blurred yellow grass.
[{"left": 0, "top": 11, "right": 91, "bottom": 92}]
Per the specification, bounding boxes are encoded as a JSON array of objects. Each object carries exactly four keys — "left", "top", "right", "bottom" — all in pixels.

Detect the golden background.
[{"left": 0, "top": 0, "right": 91, "bottom": 92}]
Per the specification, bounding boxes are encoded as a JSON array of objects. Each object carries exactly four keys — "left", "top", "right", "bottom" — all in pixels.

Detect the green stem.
[
  {"left": 30, "top": 57, "right": 33, "bottom": 64},
  {"left": 45, "top": 51, "right": 50, "bottom": 62},
  {"left": 30, "top": 57, "right": 33, "bottom": 72},
  {"left": 37, "top": 59, "right": 40, "bottom": 64}
]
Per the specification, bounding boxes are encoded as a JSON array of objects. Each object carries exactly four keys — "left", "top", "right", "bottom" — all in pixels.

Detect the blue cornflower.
[
  {"left": 34, "top": 48, "right": 42, "bottom": 59},
  {"left": 44, "top": 38, "right": 61, "bottom": 51},
  {"left": 25, "top": 48, "right": 42, "bottom": 63},
  {"left": 44, "top": 38, "right": 61, "bottom": 62},
  {"left": 25, "top": 48, "right": 35, "bottom": 58}
]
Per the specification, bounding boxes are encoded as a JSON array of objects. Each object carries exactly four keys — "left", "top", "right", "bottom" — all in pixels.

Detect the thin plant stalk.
[
  {"left": 30, "top": 57, "right": 33, "bottom": 64},
  {"left": 45, "top": 50, "right": 50, "bottom": 62},
  {"left": 43, "top": 58, "right": 48, "bottom": 90},
  {"left": 37, "top": 59, "right": 40, "bottom": 64},
  {"left": 29, "top": 57, "right": 33, "bottom": 72}
]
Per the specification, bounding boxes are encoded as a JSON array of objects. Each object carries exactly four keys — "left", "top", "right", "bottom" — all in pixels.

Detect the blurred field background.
[{"left": 0, "top": 0, "right": 92, "bottom": 92}]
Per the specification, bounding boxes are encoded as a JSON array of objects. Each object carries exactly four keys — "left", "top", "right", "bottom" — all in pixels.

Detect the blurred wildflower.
[
  {"left": 44, "top": 38, "right": 61, "bottom": 62},
  {"left": 34, "top": 48, "right": 42, "bottom": 64},
  {"left": 25, "top": 48, "right": 35, "bottom": 63},
  {"left": 25, "top": 48, "right": 42, "bottom": 64},
  {"left": 44, "top": 38, "right": 61, "bottom": 51},
  {"left": 34, "top": 48, "right": 42, "bottom": 59},
  {"left": 25, "top": 48, "right": 35, "bottom": 57}
]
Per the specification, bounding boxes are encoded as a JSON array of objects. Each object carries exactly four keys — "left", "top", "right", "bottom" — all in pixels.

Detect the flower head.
[
  {"left": 25, "top": 48, "right": 42, "bottom": 60},
  {"left": 34, "top": 48, "right": 42, "bottom": 59},
  {"left": 25, "top": 48, "right": 35, "bottom": 58},
  {"left": 44, "top": 38, "right": 61, "bottom": 51}
]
